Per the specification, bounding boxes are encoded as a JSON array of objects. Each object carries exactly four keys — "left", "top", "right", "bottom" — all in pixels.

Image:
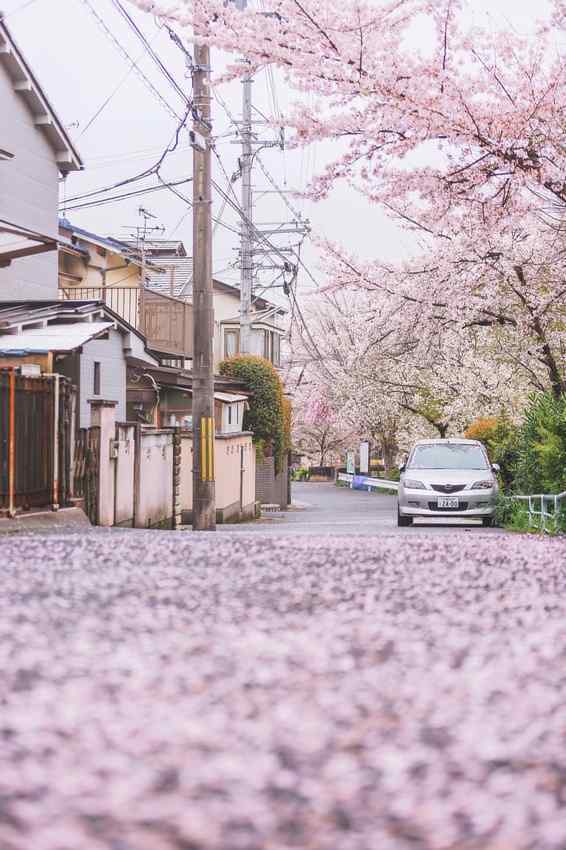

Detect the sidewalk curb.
[{"left": 0, "top": 507, "right": 90, "bottom": 536}]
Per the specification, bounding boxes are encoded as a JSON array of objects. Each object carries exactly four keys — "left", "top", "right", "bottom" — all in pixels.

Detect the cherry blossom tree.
[
  {"left": 131, "top": 0, "right": 566, "bottom": 406},
  {"left": 292, "top": 387, "right": 353, "bottom": 467}
]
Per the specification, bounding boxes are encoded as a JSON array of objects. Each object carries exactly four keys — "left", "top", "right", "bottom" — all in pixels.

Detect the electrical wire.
[
  {"left": 80, "top": 0, "right": 183, "bottom": 122},
  {"left": 111, "top": 0, "right": 190, "bottom": 106},
  {"left": 62, "top": 105, "right": 193, "bottom": 207},
  {"left": 61, "top": 178, "right": 193, "bottom": 212},
  {"left": 3, "top": 0, "right": 41, "bottom": 17}
]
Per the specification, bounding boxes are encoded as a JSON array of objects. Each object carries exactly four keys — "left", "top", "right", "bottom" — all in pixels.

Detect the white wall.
[
  {"left": 0, "top": 62, "right": 60, "bottom": 300},
  {"left": 80, "top": 329, "right": 126, "bottom": 427},
  {"left": 114, "top": 423, "right": 136, "bottom": 527},
  {"left": 222, "top": 401, "right": 245, "bottom": 434},
  {"left": 180, "top": 432, "right": 256, "bottom": 520},
  {"left": 125, "top": 330, "right": 159, "bottom": 366},
  {"left": 137, "top": 430, "right": 174, "bottom": 528}
]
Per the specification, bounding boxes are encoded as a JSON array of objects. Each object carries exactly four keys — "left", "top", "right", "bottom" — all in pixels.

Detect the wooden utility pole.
[
  {"left": 234, "top": 0, "right": 254, "bottom": 354},
  {"left": 192, "top": 40, "right": 216, "bottom": 531}
]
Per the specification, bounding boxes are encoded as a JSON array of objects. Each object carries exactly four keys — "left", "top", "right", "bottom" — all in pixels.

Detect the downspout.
[
  {"left": 52, "top": 373, "right": 60, "bottom": 510},
  {"left": 8, "top": 368, "right": 15, "bottom": 518}
]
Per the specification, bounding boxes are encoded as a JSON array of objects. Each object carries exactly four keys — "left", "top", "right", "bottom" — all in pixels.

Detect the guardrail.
[
  {"left": 511, "top": 492, "right": 566, "bottom": 532},
  {"left": 338, "top": 473, "right": 399, "bottom": 492}
]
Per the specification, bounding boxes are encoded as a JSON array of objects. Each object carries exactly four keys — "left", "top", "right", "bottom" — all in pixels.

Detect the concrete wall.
[
  {"left": 0, "top": 59, "right": 59, "bottom": 300},
  {"left": 89, "top": 402, "right": 256, "bottom": 529},
  {"left": 180, "top": 431, "right": 256, "bottom": 523},
  {"left": 256, "top": 454, "right": 290, "bottom": 508},
  {"left": 114, "top": 423, "right": 135, "bottom": 527},
  {"left": 137, "top": 430, "right": 174, "bottom": 528}
]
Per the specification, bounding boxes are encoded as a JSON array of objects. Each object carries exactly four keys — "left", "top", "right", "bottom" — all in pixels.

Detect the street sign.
[
  {"left": 346, "top": 451, "right": 355, "bottom": 475},
  {"left": 360, "top": 441, "right": 369, "bottom": 474}
]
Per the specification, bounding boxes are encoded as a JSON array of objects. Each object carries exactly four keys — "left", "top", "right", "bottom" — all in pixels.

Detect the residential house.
[
  {"left": 58, "top": 221, "right": 192, "bottom": 366},
  {"left": 0, "top": 16, "right": 82, "bottom": 299},
  {"left": 0, "top": 301, "right": 159, "bottom": 427},
  {"left": 126, "top": 356, "right": 250, "bottom": 433},
  {"left": 132, "top": 238, "right": 287, "bottom": 370}
]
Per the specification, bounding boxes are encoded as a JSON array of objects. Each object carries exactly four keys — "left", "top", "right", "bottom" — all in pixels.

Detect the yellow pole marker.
[
  {"left": 208, "top": 417, "right": 215, "bottom": 481},
  {"left": 201, "top": 417, "right": 208, "bottom": 481}
]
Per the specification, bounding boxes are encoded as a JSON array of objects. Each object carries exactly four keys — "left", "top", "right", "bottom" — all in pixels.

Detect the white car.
[{"left": 397, "top": 438, "right": 499, "bottom": 527}]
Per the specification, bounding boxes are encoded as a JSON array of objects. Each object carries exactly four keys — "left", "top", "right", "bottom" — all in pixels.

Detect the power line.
[
  {"left": 63, "top": 106, "right": 192, "bottom": 206},
  {"left": 3, "top": 0, "right": 41, "bottom": 17},
  {"left": 110, "top": 0, "right": 190, "bottom": 106},
  {"left": 79, "top": 44, "right": 152, "bottom": 138},
  {"left": 61, "top": 177, "right": 193, "bottom": 212},
  {"left": 80, "top": 0, "right": 183, "bottom": 122}
]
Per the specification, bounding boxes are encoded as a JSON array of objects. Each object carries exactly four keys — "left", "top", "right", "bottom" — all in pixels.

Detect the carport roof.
[{"left": 0, "top": 322, "right": 113, "bottom": 354}]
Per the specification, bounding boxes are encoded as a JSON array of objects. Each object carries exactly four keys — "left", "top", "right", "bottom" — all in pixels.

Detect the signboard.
[
  {"left": 346, "top": 451, "right": 356, "bottom": 475},
  {"left": 359, "top": 441, "right": 370, "bottom": 474}
]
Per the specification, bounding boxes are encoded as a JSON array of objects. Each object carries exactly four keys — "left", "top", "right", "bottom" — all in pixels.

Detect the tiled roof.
[
  {"left": 145, "top": 258, "right": 193, "bottom": 299},
  {"left": 122, "top": 239, "right": 187, "bottom": 257}
]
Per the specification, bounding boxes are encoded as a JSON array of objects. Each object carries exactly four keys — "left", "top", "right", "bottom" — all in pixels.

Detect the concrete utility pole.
[
  {"left": 234, "top": 0, "right": 254, "bottom": 356},
  {"left": 192, "top": 40, "right": 216, "bottom": 531}
]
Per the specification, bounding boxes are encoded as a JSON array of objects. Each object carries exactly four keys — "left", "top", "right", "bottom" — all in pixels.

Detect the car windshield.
[{"left": 409, "top": 444, "right": 489, "bottom": 471}]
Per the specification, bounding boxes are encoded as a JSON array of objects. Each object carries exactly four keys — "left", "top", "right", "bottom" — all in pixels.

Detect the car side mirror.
[
  {"left": 492, "top": 463, "right": 500, "bottom": 474},
  {"left": 399, "top": 463, "right": 406, "bottom": 474}
]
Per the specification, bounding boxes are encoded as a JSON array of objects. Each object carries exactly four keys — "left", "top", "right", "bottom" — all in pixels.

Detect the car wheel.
[
  {"left": 482, "top": 517, "right": 494, "bottom": 528},
  {"left": 397, "top": 508, "right": 412, "bottom": 527}
]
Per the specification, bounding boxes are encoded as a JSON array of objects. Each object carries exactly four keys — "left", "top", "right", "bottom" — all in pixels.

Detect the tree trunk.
[{"left": 382, "top": 437, "right": 398, "bottom": 476}]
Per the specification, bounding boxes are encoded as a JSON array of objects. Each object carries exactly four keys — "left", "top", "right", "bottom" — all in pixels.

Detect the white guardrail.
[
  {"left": 338, "top": 473, "right": 399, "bottom": 492},
  {"left": 511, "top": 491, "right": 566, "bottom": 531}
]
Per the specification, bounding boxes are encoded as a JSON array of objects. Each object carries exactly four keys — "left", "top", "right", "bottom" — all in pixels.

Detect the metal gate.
[
  {"left": 73, "top": 427, "right": 100, "bottom": 525},
  {"left": 0, "top": 369, "right": 74, "bottom": 515}
]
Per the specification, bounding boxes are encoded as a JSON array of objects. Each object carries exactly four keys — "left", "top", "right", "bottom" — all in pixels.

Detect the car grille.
[
  {"left": 430, "top": 484, "right": 466, "bottom": 494},
  {"left": 428, "top": 502, "right": 469, "bottom": 512}
]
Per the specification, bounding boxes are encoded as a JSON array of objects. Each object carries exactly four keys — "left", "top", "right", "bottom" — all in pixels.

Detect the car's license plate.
[{"left": 438, "top": 497, "right": 459, "bottom": 509}]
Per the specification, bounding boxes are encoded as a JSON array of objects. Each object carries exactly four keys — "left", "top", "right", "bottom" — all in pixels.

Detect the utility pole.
[
  {"left": 239, "top": 69, "right": 254, "bottom": 355},
  {"left": 192, "top": 40, "right": 216, "bottom": 531},
  {"left": 235, "top": 0, "right": 254, "bottom": 355}
]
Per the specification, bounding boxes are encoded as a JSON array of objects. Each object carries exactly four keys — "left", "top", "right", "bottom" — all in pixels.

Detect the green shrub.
[
  {"left": 465, "top": 414, "right": 519, "bottom": 490},
  {"left": 219, "top": 355, "right": 288, "bottom": 474},
  {"left": 513, "top": 393, "right": 566, "bottom": 495}
]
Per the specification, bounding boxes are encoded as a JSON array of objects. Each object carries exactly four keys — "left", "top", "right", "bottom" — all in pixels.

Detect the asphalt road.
[
  {"left": 228, "top": 481, "right": 499, "bottom": 535},
  {"left": 1, "top": 527, "right": 565, "bottom": 850}
]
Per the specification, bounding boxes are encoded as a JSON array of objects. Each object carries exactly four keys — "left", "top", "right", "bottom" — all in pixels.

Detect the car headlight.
[
  {"left": 471, "top": 480, "right": 494, "bottom": 490},
  {"left": 404, "top": 479, "right": 426, "bottom": 490}
]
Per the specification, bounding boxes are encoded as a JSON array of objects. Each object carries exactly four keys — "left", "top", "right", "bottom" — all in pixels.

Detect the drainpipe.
[
  {"left": 8, "top": 368, "right": 15, "bottom": 518},
  {"left": 52, "top": 373, "right": 60, "bottom": 510}
]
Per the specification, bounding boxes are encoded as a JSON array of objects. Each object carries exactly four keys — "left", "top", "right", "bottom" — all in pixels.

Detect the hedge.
[{"left": 219, "top": 355, "right": 290, "bottom": 474}]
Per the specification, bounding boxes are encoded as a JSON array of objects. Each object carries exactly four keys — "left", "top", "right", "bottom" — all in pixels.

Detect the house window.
[
  {"left": 93, "top": 362, "right": 101, "bottom": 395},
  {"left": 224, "top": 329, "right": 240, "bottom": 359},
  {"left": 228, "top": 405, "right": 232, "bottom": 426},
  {"left": 260, "top": 331, "right": 281, "bottom": 366}
]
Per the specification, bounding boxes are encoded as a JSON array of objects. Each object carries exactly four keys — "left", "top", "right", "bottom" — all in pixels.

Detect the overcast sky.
[{"left": 1, "top": 0, "right": 551, "bottom": 299}]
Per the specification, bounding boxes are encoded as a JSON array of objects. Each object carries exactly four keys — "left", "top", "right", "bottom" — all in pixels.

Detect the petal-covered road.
[{"left": 1, "top": 530, "right": 565, "bottom": 850}]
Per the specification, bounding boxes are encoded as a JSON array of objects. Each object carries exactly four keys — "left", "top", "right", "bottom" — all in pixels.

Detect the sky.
[{"left": 1, "top": 0, "right": 552, "bottom": 302}]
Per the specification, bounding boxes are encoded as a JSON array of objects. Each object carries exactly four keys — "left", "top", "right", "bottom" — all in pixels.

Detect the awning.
[
  {"left": 214, "top": 392, "right": 249, "bottom": 403},
  {"left": 0, "top": 322, "right": 113, "bottom": 354}
]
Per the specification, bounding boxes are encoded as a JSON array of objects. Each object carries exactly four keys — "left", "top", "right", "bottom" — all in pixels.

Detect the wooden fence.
[{"left": 0, "top": 370, "right": 74, "bottom": 515}]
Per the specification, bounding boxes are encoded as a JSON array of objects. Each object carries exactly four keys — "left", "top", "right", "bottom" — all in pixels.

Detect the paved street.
[
  {"left": 228, "top": 481, "right": 499, "bottom": 535},
  {"left": 1, "top": 511, "right": 565, "bottom": 850}
]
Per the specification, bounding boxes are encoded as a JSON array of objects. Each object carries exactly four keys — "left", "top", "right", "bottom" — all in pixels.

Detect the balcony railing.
[{"left": 59, "top": 286, "right": 193, "bottom": 359}]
